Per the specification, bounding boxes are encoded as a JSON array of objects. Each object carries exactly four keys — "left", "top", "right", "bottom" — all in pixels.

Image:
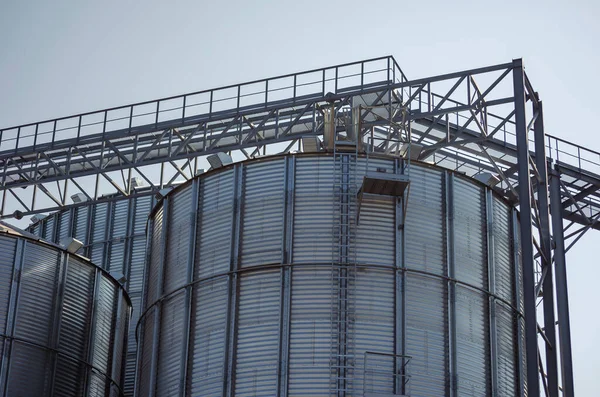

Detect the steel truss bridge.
[{"left": 1, "top": 55, "right": 598, "bottom": 397}]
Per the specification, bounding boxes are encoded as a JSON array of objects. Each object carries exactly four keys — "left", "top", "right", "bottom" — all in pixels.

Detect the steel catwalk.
[
  {"left": 27, "top": 191, "right": 155, "bottom": 396},
  {"left": 0, "top": 224, "right": 131, "bottom": 396},
  {"left": 136, "top": 152, "right": 524, "bottom": 397}
]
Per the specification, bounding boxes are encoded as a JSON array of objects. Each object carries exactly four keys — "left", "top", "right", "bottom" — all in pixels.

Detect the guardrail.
[{"left": 0, "top": 56, "right": 405, "bottom": 154}]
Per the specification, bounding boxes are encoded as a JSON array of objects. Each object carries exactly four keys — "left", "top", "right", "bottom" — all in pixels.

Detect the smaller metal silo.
[
  {"left": 0, "top": 222, "right": 131, "bottom": 396},
  {"left": 27, "top": 190, "right": 155, "bottom": 396}
]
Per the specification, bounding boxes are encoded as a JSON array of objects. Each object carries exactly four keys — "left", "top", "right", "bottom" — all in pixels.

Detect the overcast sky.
[{"left": 1, "top": 0, "right": 598, "bottom": 394}]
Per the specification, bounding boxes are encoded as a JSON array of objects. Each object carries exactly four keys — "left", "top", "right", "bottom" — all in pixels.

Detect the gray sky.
[{"left": 1, "top": 0, "right": 598, "bottom": 393}]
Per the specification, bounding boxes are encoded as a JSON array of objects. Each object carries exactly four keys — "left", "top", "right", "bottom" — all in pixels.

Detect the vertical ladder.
[{"left": 330, "top": 133, "right": 359, "bottom": 396}]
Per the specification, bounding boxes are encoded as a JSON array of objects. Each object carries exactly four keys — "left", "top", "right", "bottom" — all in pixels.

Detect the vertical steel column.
[
  {"left": 48, "top": 252, "right": 69, "bottom": 396},
  {"left": 512, "top": 209, "right": 526, "bottom": 397},
  {"left": 512, "top": 58, "right": 540, "bottom": 397},
  {"left": 533, "top": 100, "right": 559, "bottom": 397},
  {"left": 104, "top": 200, "right": 115, "bottom": 270},
  {"left": 124, "top": 197, "right": 137, "bottom": 290},
  {"left": 0, "top": 238, "right": 23, "bottom": 396},
  {"left": 119, "top": 292, "right": 131, "bottom": 394},
  {"left": 110, "top": 288, "right": 125, "bottom": 391},
  {"left": 394, "top": 158, "right": 406, "bottom": 395},
  {"left": 486, "top": 189, "right": 499, "bottom": 397},
  {"left": 134, "top": 216, "right": 156, "bottom": 397},
  {"left": 278, "top": 156, "right": 294, "bottom": 397},
  {"left": 148, "top": 196, "right": 168, "bottom": 397},
  {"left": 445, "top": 172, "right": 457, "bottom": 397},
  {"left": 85, "top": 268, "right": 102, "bottom": 395},
  {"left": 224, "top": 164, "right": 243, "bottom": 397},
  {"left": 549, "top": 169, "right": 575, "bottom": 397},
  {"left": 182, "top": 179, "right": 200, "bottom": 395}
]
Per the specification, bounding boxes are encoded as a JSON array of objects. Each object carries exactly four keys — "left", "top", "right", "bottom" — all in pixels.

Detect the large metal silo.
[
  {"left": 0, "top": 223, "right": 131, "bottom": 396},
  {"left": 136, "top": 152, "right": 525, "bottom": 397},
  {"left": 27, "top": 191, "right": 155, "bottom": 396}
]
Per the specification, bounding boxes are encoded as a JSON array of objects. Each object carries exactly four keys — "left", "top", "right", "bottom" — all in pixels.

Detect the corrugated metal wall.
[
  {"left": 137, "top": 153, "right": 525, "bottom": 397},
  {"left": 27, "top": 193, "right": 154, "bottom": 396},
  {"left": 130, "top": 154, "right": 525, "bottom": 396},
  {"left": 0, "top": 231, "right": 130, "bottom": 396}
]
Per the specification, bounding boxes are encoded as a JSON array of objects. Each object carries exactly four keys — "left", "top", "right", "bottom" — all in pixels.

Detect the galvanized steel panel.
[
  {"left": 112, "top": 292, "right": 129, "bottom": 386},
  {"left": 0, "top": 236, "right": 16, "bottom": 332},
  {"left": 88, "top": 372, "right": 108, "bottom": 397},
  {"left": 241, "top": 160, "right": 285, "bottom": 267},
  {"left": 137, "top": 307, "right": 157, "bottom": 397},
  {"left": 129, "top": 238, "right": 149, "bottom": 294},
  {"left": 6, "top": 342, "right": 52, "bottom": 396},
  {"left": 54, "top": 356, "right": 87, "bottom": 397},
  {"left": 93, "top": 276, "right": 118, "bottom": 374},
  {"left": 455, "top": 286, "right": 490, "bottom": 396},
  {"left": 454, "top": 179, "right": 487, "bottom": 289},
  {"left": 496, "top": 302, "right": 518, "bottom": 397},
  {"left": 405, "top": 273, "right": 448, "bottom": 396},
  {"left": 352, "top": 268, "right": 395, "bottom": 395},
  {"left": 14, "top": 242, "right": 60, "bottom": 345},
  {"left": 42, "top": 215, "right": 56, "bottom": 241},
  {"left": 156, "top": 291, "right": 186, "bottom": 396},
  {"left": 165, "top": 185, "right": 193, "bottom": 293},
  {"left": 73, "top": 206, "right": 91, "bottom": 247},
  {"left": 188, "top": 276, "right": 228, "bottom": 396},
  {"left": 146, "top": 209, "right": 164, "bottom": 305},
  {"left": 405, "top": 165, "right": 446, "bottom": 275},
  {"left": 196, "top": 170, "right": 235, "bottom": 278},
  {"left": 90, "top": 202, "right": 109, "bottom": 267},
  {"left": 288, "top": 266, "right": 333, "bottom": 396},
  {"left": 235, "top": 270, "right": 281, "bottom": 396},
  {"left": 109, "top": 200, "right": 130, "bottom": 273},
  {"left": 292, "top": 157, "right": 335, "bottom": 263},
  {"left": 493, "top": 198, "right": 514, "bottom": 304},
  {"left": 57, "top": 209, "right": 72, "bottom": 241},
  {"left": 356, "top": 157, "right": 395, "bottom": 178},
  {"left": 54, "top": 258, "right": 95, "bottom": 396},
  {"left": 356, "top": 196, "right": 395, "bottom": 266}
]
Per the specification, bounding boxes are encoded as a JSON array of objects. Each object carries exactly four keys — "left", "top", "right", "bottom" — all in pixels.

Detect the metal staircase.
[{"left": 330, "top": 120, "right": 360, "bottom": 396}]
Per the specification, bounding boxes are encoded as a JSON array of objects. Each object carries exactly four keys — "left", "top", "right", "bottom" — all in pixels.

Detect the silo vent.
[
  {"left": 474, "top": 172, "right": 500, "bottom": 187},
  {"left": 301, "top": 136, "right": 322, "bottom": 153},
  {"left": 71, "top": 192, "right": 88, "bottom": 203},
  {"left": 30, "top": 213, "right": 48, "bottom": 224},
  {"left": 60, "top": 236, "right": 83, "bottom": 253},
  {"left": 207, "top": 152, "right": 233, "bottom": 169},
  {"left": 130, "top": 177, "right": 144, "bottom": 188}
]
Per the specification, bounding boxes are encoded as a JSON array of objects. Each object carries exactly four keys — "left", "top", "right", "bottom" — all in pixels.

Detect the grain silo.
[
  {"left": 135, "top": 148, "right": 525, "bottom": 396},
  {"left": 27, "top": 189, "right": 156, "bottom": 396},
  {"left": 0, "top": 223, "right": 131, "bottom": 396}
]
